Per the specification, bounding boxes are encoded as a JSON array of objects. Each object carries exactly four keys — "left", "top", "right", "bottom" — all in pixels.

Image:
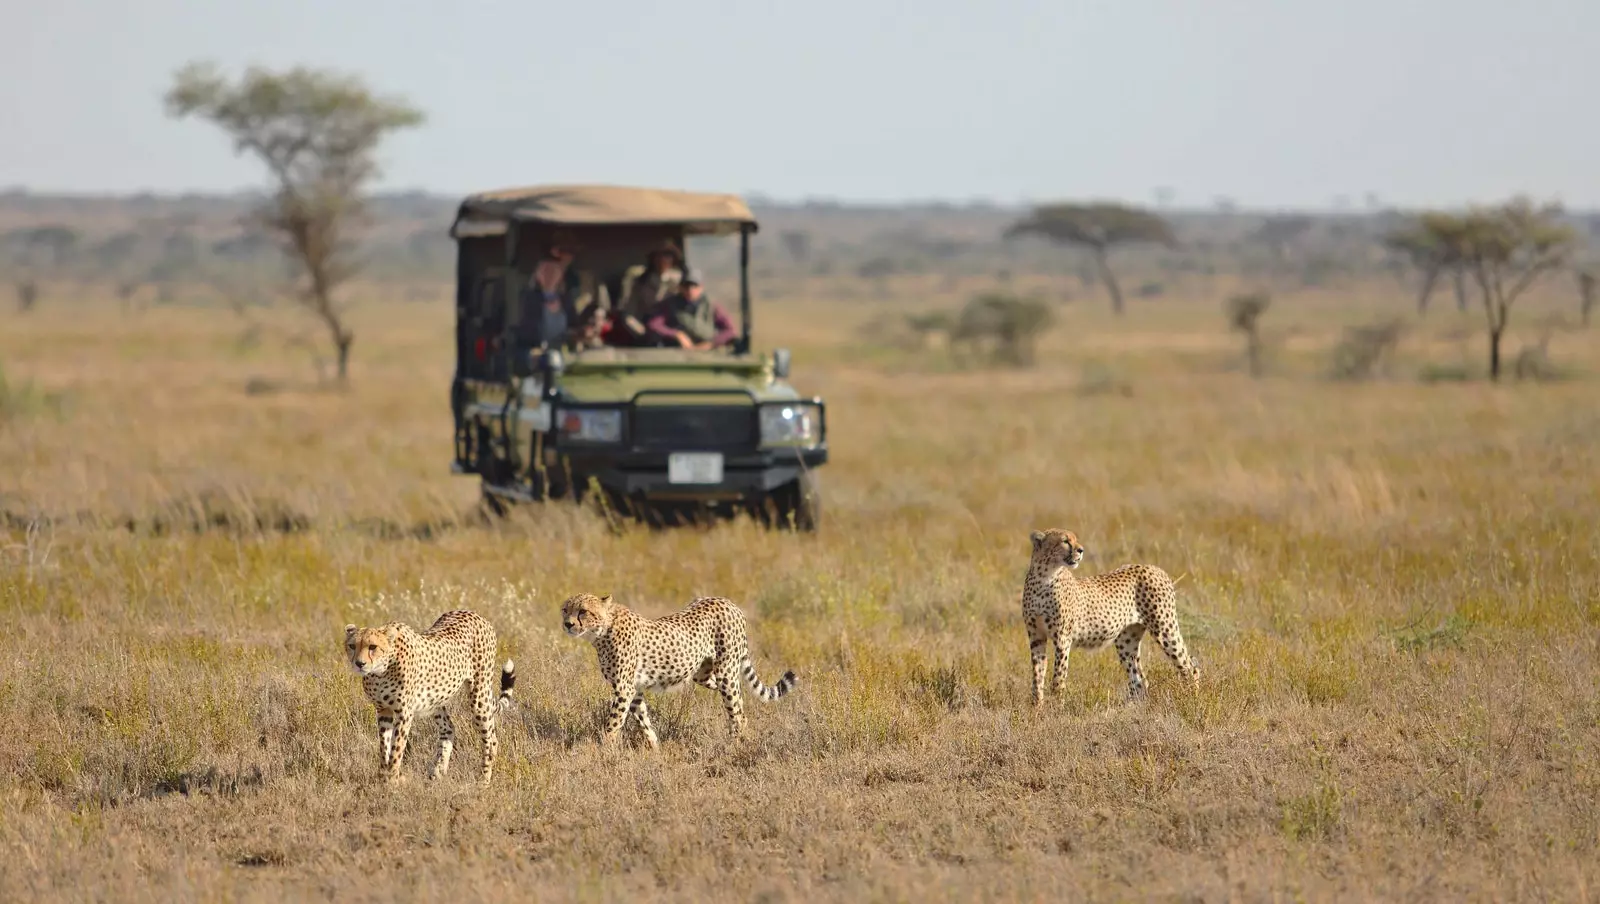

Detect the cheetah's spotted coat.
[
  {"left": 1022, "top": 528, "right": 1200, "bottom": 704},
  {"left": 344, "top": 608, "right": 515, "bottom": 784},
  {"left": 561, "top": 593, "right": 797, "bottom": 748}
]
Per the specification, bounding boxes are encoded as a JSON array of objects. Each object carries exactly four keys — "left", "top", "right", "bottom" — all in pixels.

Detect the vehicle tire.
[{"left": 769, "top": 471, "right": 821, "bottom": 533}]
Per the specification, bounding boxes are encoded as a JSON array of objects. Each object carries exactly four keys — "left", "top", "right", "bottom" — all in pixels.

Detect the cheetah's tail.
[
  {"left": 741, "top": 653, "right": 797, "bottom": 702},
  {"left": 498, "top": 659, "right": 516, "bottom": 710}
]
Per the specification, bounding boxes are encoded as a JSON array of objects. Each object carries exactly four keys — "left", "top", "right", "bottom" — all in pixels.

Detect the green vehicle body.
[{"left": 447, "top": 185, "right": 827, "bottom": 529}]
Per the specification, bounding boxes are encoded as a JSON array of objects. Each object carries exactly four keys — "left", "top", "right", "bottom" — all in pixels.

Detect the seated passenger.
[
  {"left": 647, "top": 269, "right": 737, "bottom": 350},
  {"left": 517, "top": 250, "right": 578, "bottom": 351},
  {"left": 624, "top": 242, "right": 685, "bottom": 317},
  {"left": 610, "top": 243, "right": 684, "bottom": 346}
]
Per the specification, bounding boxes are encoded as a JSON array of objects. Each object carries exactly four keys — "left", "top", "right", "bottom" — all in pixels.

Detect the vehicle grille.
[{"left": 631, "top": 406, "right": 756, "bottom": 451}]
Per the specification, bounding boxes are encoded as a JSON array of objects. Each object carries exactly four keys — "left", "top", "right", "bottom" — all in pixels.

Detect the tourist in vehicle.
[
  {"left": 625, "top": 242, "right": 684, "bottom": 313},
  {"left": 518, "top": 248, "right": 579, "bottom": 351},
  {"left": 647, "top": 269, "right": 737, "bottom": 350},
  {"left": 605, "top": 242, "right": 684, "bottom": 347}
]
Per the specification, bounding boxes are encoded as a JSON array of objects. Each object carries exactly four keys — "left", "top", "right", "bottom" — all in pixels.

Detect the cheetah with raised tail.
[
  {"left": 1022, "top": 528, "right": 1199, "bottom": 705},
  {"left": 561, "top": 592, "right": 797, "bottom": 748},
  {"left": 344, "top": 608, "right": 515, "bottom": 785}
]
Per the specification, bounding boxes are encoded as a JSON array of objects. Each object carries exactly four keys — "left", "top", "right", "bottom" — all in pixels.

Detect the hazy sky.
[{"left": 5, "top": 0, "right": 1597, "bottom": 208}]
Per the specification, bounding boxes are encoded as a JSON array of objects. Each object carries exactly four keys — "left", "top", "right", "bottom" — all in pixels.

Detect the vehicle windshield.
[{"left": 520, "top": 229, "right": 747, "bottom": 354}]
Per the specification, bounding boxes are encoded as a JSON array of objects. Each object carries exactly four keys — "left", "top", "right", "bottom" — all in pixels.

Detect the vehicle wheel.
[{"left": 769, "top": 471, "right": 821, "bottom": 532}]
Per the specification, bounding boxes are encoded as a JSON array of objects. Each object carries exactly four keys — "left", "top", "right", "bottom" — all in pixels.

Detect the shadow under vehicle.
[{"left": 448, "top": 184, "right": 826, "bottom": 530}]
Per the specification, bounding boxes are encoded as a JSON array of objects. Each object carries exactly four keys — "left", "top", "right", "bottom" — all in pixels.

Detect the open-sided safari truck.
[{"left": 448, "top": 184, "right": 827, "bottom": 530}]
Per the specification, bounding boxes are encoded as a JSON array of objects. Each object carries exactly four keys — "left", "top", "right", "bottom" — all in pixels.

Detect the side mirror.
[{"left": 772, "top": 348, "right": 792, "bottom": 380}]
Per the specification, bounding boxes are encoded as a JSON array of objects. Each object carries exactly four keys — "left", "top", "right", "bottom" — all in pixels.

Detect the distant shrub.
[
  {"left": 1330, "top": 319, "right": 1406, "bottom": 381},
  {"left": 0, "top": 361, "right": 69, "bottom": 423},
  {"left": 949, "top": 293, "right": 1056, "bottom": 367},
  {"left": 1512, "top": 331, "right": 1571, "bottom": 382},
  {"left": 1418, "top": 363, "right": 1474, "bottom": 384}
]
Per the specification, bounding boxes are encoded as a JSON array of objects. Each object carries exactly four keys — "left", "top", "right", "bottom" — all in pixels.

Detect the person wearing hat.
[
  {"left": 621, "top": 242, "right": 685, "bottom": 318},
  {"left": 647, "top": 268, "right": 737, "bottom": 350}
]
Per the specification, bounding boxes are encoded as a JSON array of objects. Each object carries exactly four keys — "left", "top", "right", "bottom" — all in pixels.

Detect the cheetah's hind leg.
[{"left": 1152, "top": 619, "right": 1200, "bottom": 690}]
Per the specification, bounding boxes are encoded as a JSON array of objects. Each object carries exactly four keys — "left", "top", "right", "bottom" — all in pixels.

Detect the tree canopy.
[
  {"left": 164, "top": 62, "right": 425, "bottom": 381},
  {"left": 1003, "top": 203, "right": 1176, "bottom": 250},
  {"left": 1396, "top": 198, "right": 1576, "bottom": 380},
  {"left": 1003, "top": 202, "right": 1174, "bottom": 315}
]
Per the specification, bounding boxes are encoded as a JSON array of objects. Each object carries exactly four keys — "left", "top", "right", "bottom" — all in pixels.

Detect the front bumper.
[{"left": 559, "top": 447, "right": 827, "bottom": 499}]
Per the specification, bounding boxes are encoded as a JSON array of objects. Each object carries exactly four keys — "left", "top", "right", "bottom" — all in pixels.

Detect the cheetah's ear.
[
  {"left": 1030, "top": 530, "right": 1046, "bottom": 550},
  {"left": 344, "top": 624, "right": 357, "bottom": 638},
  {"left": 599, "top": 594, "right": 613, "bottom": 607}
]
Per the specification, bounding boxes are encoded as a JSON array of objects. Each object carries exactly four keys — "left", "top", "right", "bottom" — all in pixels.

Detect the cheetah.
[
  {"left": 343, "top": 608, "right": 516, "bottom": 785},
  {"left": 1022, "top": 528, "right": 1199, "bottom": 705},
  {"left": 560, "top": 592, "right": 797, "bottom": 748}
]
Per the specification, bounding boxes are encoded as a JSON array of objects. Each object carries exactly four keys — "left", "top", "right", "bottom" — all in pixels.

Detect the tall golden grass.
[{"left": 2, "top": 284, "right": 1597, "bottom": 902}]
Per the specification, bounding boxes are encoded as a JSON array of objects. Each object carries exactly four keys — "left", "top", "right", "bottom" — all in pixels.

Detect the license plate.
[{"left": 668, "top": 452, "right": 723, "bottom": 485}]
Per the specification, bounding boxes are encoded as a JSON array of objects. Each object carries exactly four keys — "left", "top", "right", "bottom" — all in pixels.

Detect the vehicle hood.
[{"left": 551, "top": 348, "right": 802, "bottom": 405}]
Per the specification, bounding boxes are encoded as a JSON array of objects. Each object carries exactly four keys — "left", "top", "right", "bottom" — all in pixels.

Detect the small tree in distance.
[
  {"left": 1004, "top": 203, "right": 1175, "bottom": 316},
  {"left": 164, "top": 62, "right": 425, "bottom": 383},
  {"left": 1402, "top": 198, "right": 1576, "bottom": 381},
  {"left": 1225, "top": 291, "right": 1271, "bottom": 378}
]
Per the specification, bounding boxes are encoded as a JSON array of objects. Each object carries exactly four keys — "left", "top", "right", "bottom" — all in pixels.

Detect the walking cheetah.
[
  {"left": 560, "top": 592, "right": 797, "bottom": 748},
  {"left": 1022, "top": 528, "right": 1199, "bottom": 704},
  {"left": 343, "top": 608, "right": 516, "bottom": 785}
]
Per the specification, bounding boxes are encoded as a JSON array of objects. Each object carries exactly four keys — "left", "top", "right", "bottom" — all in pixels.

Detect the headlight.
[
  {"left": 557, "top": 408, "right": 622, "bottom": 443},
  {"left": 759, "top": 403, "right": 822, "bottom": 448}
]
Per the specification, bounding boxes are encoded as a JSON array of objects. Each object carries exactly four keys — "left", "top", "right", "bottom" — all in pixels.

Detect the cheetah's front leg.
[
  {"left": 386, "top": 712, "right": 415, "bottom": 783},
  {"left": 1050, "top": 630, "right": 1073, "bottom": 698},
  {"left": 601, "top": 684, "right": 635, "bottom": 747},
  {"left": 1026, "top": 617, "right": 1049, "bottom": 705},
  {"left": 376, "top": 707, "right": 397, "bottom": 772},
  {"left": 629, "top": 695, "right": 660, "bottom": 750}
]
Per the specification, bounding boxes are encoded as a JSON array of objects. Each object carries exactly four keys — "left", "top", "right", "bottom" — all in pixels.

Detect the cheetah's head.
[
  {"left": 344, "top": 624, "right": 397, "bottom": 676},
  {"left": 1030, "top": 529, "right": 1085, "bottom": 569},
  {"left": 561, "top": 593, "right": 616, "bottom": 640}
]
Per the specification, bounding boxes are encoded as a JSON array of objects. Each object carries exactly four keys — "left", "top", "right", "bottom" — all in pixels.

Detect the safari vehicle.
[{"left": 447, "top": 184, "right": 827, "bottom": 530}]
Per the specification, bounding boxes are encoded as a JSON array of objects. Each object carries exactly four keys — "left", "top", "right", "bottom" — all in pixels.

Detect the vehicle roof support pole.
[{"left": 739, "top": 223, "right": 752, "bottom": 353}]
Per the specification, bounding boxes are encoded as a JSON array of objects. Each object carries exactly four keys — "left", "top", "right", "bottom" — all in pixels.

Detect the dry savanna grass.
[{"left": 2, "top": 282, "right": 1598, "bottom": 903}]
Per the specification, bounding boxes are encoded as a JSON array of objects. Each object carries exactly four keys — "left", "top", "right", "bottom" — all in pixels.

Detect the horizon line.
[{"left": 1, "top": 184, "right": 1592, "bottom": 218}]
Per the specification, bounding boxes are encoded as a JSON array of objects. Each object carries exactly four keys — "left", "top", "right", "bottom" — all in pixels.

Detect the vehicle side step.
[{"left": 482, "top": 483, "right": 539, "bottom": 504}]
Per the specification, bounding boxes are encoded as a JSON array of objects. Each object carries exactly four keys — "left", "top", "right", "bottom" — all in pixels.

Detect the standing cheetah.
[
  {"left": 344, "top": 608, "right": 516, "bottom": 785},
  {"left": 1022, "top": 528, "right": 1199, "bottom": 704},
  {"left": 560, "top": 592, "right": 797, "bottom": 748}
]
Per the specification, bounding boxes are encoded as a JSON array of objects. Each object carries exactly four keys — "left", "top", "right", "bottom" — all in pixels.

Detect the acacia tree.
[
  {"left": 1004, "top": 202, "right": 1175, "bottom": 316},
  {"left": 1385, "top": 221, "right": 1469, "bottom": 315},
  {"left": 1413, "top": 199, "right": 1576, "bottom": 381},
  {"left": 164, "top": 62, "right": 424, "bottom": 382}
]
